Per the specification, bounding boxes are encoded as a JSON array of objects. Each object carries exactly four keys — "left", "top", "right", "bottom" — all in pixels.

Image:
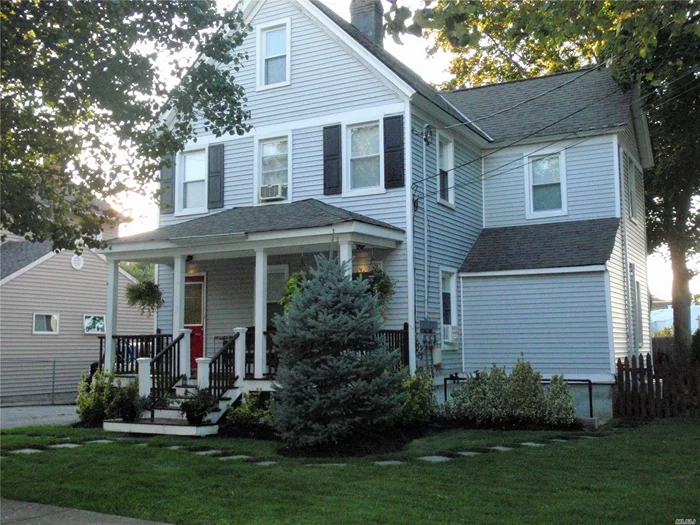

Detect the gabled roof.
[
  {"left": 442, "top": 69, "right": 632, "bottom": 143},
  {"left": 0, "top": 241, "right": 55, "bottom": 280},
  {"left": 308, "top": 0, "right": 491, "bottom": 142},
  {"left": 460, "top": 218, "right": 620, "bottom": 273},
  {"left": 111, "top": 199, "right": 403, "bottom": 244}
]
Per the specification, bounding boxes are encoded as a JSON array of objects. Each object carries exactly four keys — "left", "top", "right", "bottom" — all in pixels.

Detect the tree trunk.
[{"left": 669, "top": 242, "right": 692, "bottom": 356}]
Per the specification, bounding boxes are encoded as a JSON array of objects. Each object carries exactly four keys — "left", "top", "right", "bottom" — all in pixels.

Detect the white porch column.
[
  {"left": 137, "top": 358, "right": 151, "bottom": 397},
  {"left": 178, "top": 329, "right": 192, "bottom": 380},
  {"left": 196, "top": 357, "right": 211, "bottom": 390},
  {"left": 234, "top": 327, "right": 247, "bottom": 387},
  {"left": 104, "top": 260, "right": 119, "bottom": 373},
  {"left": 172, "top": 255, "right": 186, "bottom": 335},
  {"left": 254, "top": 248, "right": 268, "bottom": 379},
  {"left": 339, "top": 240, "right": 353, "bottom": 275}
]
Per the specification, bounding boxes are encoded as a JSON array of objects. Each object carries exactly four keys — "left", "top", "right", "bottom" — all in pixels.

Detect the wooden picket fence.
[{"left": 614, "top": 353, "right": 700, "bottom": 418}]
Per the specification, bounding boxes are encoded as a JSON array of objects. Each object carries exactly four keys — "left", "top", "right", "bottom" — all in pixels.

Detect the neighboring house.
[
  {"left": 100, "top": 0, "right": 652, "bottom": 433},
  {"left": 651, "top": 305, "right": 700, "bottom": 334},
  {"left": 0, "top": 219, "right": 153, "bottom": 404}
]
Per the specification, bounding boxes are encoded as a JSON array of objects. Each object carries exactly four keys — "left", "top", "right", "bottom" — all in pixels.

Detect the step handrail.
[
  {"left": 209, "top": 333, "right": 240, "bottom": 400},
  {"left": 150, "top": 332, "right": 185, "bottom": 421}
]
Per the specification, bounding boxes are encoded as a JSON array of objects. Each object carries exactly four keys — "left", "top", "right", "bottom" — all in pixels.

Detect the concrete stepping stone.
[
  {"left": 549, "top": 439, "right": 568, "bottom": 443},
  {"left": 417, "top": 455, "right": 451, "bottom": 463},
  {"left": 374, "top": 460, "right": 405, "bottom": 466},
  {"left": 457, "top": 451, "right": 481, "bottom": 457},
  {"left": 48, "top": 443, "right": 82, "bottom": 449},
  {"left": 194, "top": 450, "right": 221, "bottom": 456},
  {"left": 85, "top": 440, "right": 114, "bottom": 444},
  {"left": 305, "top": 463, "right": 347, "bottom": 467},
  {"left": 219, "top": 455, "right": 251, "bottom": 461},
  {"left": 135, "top": 443, "right": 149, "bottom": 447},
  {"left": 520, "top": 442, "right": 545, "bottom": 447},
  {"left": 255, "top": 461, "right": 277, "bottom": 466},
  {"left": 578, "top": 436, "right": 598, "bottom": 439},
  {"left": 167, "top": 445, "right": 183, "bottom": 450},
  {"left": 489, "top": 446, "right": 513, "bottom": 452},
  {"left": 9, "top": 448, "right": 43, "bottom": 455}
]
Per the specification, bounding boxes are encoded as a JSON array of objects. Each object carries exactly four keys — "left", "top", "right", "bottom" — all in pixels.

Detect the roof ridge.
[{"left": 441, "top": 67, "right": 598, "bottom": 94}]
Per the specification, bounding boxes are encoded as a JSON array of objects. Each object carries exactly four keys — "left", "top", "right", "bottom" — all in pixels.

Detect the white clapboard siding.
[{"left": 461, "top": 272, "right": 611, "bottom": 377}]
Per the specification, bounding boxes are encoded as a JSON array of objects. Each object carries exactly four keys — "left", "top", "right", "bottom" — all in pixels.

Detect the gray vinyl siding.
[
  {"left": 157, "top": 264, "right": 174, "bottom": 334},
  {"left": 160, "top": 0, "right": 404, "bottom": 228},
  {"left": 609, "top": 226, "right": 629, "bottom": 361},
  {"left": 0, "top": 251, "right": 152, "bottom": 400},
  {"left": 411, "top": 112, "right": 483, "bottom": 372},
  {"left": 461, "top": 272, "right": 612, "bottom": 377},
  {"left": 483, "top": 137, "right": 618, "bottom": 227}
]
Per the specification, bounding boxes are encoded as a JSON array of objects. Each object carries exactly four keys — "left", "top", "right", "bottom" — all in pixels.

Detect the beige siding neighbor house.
[{"left": 0, "top": 242, "right": 153, "bottom": 404}]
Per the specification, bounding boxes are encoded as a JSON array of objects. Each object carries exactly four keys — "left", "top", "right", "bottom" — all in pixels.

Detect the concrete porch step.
[{"left": 103, "top": 418, "right": 219, "bottom": 436}]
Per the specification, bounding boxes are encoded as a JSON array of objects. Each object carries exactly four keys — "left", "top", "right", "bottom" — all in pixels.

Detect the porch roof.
[{"left": 111, "top": 199, "right": 403, "bottom": 245}]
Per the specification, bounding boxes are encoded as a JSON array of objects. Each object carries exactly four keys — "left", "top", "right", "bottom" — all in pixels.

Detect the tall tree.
[
  {"left": 387, "top": 0, "right": 700, "bottom": 354},
  {"left": 1, "top": 1, "right": 250, "bottom": 251}
]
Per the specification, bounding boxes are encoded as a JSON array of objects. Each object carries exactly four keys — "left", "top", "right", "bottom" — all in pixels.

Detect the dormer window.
[{"left": 257, "top": 19, "right": 291, "bottom": 90}]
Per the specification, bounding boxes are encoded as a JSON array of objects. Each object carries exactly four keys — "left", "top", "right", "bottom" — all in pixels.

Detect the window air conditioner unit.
[
  {"left": 259, "top": 184, "right": 288, "bottom": 202},
  {"left": 442, "top": 325, "right": 459, "bottom": 343}
]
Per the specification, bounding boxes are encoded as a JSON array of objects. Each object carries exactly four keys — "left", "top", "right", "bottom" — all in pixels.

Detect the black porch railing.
[
  {"left": 245, "top": 327, "right": 279, "bottom": 379},
  {"left": 209, "top": 333, "right": 240, "bottom": 400},
  {"left": 378, "top": 322, "right": 410, "bottom": 367},
  {"left": 150, "top": 332, "right": 184, "bottom": 420},
  {"left": 98, "top": 333, "right": 173, "bottom": 374}
]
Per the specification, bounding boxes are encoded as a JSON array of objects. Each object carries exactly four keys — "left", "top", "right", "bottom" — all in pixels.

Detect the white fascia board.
[
  {"left": 0, "top": 251, "right": 57, "bottom": 286},
  {"left": 460, "top": 265, "right": 607, "bottom": 278},
  {"left": 483, "top": 130, "right": 618, "bottom": 151},
  {"left": 298, "top": 0, "right": 415, "bottom": 99},
  {"left": 438, "top": 94, "right": 493, "bottom": 142}
]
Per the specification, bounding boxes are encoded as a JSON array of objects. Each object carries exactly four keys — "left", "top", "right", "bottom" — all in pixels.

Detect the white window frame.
[
  {"left": 342, "top": 119, "right": 385, "bottom": 197},
  {"left": 439, "top": 268, "right": 458, "bottom": 344},
  {"left": 83, "top": 314, "right": 106, "bottom": 335},
  {"left": 524, "top": 148, "right": 568, "bottom": 219},
  {"left": 436, "top": 133, "right": 455, "bottom": 208},
  {"left": 256, "top": 18, "right": 291, "bottom": 91},
  {"left": 175, "top": 147, "right": 209, "bottom": 217},
  {"left": 254, "top": 132, "right": 292, "bottom": 206},
  {"left": 32, "top": 313, "right": 59, "bottom": 335}
]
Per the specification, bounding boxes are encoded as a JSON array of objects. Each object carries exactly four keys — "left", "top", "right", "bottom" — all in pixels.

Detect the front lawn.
[{"left": 1, "top": 420, "right": 698, "bottom": 524}]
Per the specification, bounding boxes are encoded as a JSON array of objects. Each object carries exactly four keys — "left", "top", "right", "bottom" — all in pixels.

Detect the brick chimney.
[{"left": 350, "top": 0, "right": 384, "bottom": 48}]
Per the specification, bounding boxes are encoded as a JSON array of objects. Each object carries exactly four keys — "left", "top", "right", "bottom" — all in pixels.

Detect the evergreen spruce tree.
[{"left": 272, "top": 254, "right": 406, "bottom": 449}]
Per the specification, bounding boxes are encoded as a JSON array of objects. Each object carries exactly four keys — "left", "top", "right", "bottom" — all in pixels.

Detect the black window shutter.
[
  {"left": 323, "top": 125, "right": 342, "bottom": 195},
  {"left": 384, "top": 115, "right": 404, "bottom": 189},
  {"left": 208, "top": 144, "right": 224, "bottom": 209},
  {"left": 160, "top": 154, "right": 175, "bottom": 214}
]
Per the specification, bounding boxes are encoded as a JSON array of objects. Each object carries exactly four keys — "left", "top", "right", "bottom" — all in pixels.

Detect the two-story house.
[{"left": 101, "top": 0, "right": 652, "bottom": 434}]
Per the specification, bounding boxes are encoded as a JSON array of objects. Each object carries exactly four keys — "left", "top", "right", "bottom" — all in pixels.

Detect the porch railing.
[
  {"left": 150, "top": 332, "right": 184, "bottom": 420},
  {"left": 209, "top": 333, "right": 240, "bottom": 400},
  {"left": 245, "top": 327, "right": 278, "bottom": 378},
  {"left": 378, "top": 322, "right": 410, "bottom": 367},
  {"left": 98, "top": 333, "right": 173, "bottom": 374}
]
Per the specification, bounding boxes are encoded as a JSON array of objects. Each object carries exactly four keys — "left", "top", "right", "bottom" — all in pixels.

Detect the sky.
[{"left": 117, "top": 0, "right": 699, "bottom": 301}]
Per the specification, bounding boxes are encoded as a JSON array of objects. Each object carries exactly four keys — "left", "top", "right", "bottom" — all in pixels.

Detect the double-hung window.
[
  {"left": 259, "top": 137, "right": 289, "bottom": 202},
  {"left": 348, "top": 122, "right": 381, "bottom": 192},
  {"left": 527, "top": 151, "right": 566, "bottom": 218},
  {"left": 33, "top": 313, "right": 59, "bottom": 335},
  {"left": 181, "top": 149, "right": 207, "bottom": 212},
  {"left": 440, "top": 271, "right": 457, "bottom": 343},
  {"left": 258, "top": 20, "right": 290, "bottom": 89},
  {"left": 437, "top": 135, "right": 454, "bottom": 206}
]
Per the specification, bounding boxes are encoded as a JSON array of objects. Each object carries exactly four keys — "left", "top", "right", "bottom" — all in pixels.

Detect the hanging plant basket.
[{"left": 125, "top": 281, "right": 164, "bottom": 315}]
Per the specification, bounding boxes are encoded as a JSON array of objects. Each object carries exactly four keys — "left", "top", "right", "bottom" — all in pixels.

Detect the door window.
[{"left": 184, "top": 281, "right": 204, "bottom": 325}]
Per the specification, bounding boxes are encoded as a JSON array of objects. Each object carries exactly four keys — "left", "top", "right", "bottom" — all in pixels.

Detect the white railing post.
[
  {"left": 179, "top": 329, "right": 192, "bottom": 381},
  {"left": 196, "top": 357, "right": 211, "bottom": 390},
  {"left": 137, "top": 358, "right": 151, "bottom": 398},
  {"left": 234, "top": 327, "right": 247, "bottom": 387}
]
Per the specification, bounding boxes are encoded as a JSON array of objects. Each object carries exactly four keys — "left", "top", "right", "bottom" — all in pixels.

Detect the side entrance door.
[{"left": 184, "top": 274, "right": 206, "bottom": 371}]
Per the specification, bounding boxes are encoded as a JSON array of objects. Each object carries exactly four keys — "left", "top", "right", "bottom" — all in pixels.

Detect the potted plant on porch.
[{"left": 179, "top": 388, "right": 217, "bottom": 425}]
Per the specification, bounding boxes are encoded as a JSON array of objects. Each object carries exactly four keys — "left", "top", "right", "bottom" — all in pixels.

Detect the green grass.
[{"left": 2, "top": 420, "right": 699, "bottom": 524}]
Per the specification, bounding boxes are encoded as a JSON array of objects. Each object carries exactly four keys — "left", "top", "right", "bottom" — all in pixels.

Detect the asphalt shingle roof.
[
  {"left": 460, "top": 218, "right": 620, "bottom": 273},
  {"left": 111, "top": 199, "right": 403, "bottom": 244},
  {"left": 441, "top": 69, "right": 632, "bottom": 143},
  {"left": 0, "top": 241, "right": 55, "bottom": 280},
  {"left": 309, "top": 0, "right": 491, "bottom": 141}
]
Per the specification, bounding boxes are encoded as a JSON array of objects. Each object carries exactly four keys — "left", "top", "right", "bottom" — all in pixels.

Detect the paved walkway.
[
  {"left": 0, "top": 405, "right": 79, "bottom": 429},
  {"left": 0, "top": 499, "right": 171, "bottom": 524}
]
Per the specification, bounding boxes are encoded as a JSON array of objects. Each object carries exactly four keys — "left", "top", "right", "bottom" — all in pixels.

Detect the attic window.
[
  {"left": 526, "top": 150, "right": 567, "bottom": 219},
  {"left": 258, "top": 20, "right": 290, "bottom": 90}
]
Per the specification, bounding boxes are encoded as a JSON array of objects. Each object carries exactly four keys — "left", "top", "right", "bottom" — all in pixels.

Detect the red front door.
[{"left": 185, "top": 275, "right": 205, "bottom": 371}]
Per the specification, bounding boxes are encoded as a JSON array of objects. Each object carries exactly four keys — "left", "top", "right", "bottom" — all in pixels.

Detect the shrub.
[
  {"left": 690, "top": 328, "right": 700, "bottom": 365},
  {"left": 221, "top": 391, "right": 275, "bottom": 438},
  {"left": 508, "top": 359, "right": 546, "bottom": 424},
  {"left": 545, "top": 375, "right": 576, "bottom": 427},
  {"left": 108, "top": 380, "right": 144, "bottom": 422},
  {"left": 179, "top": 388, "right": 218, "bottom": 424},
  {"left": 399, "top": 372, "right": 437, "bottom": 427},
  {"left": 76, "top": 369, "right": 117, "bottom": 426},
  {"left": 451, "top": 365, "right": 511, "bottom": 426},
  {"left": 272, "top": 255, "right": 407, "bottom": 450}
]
